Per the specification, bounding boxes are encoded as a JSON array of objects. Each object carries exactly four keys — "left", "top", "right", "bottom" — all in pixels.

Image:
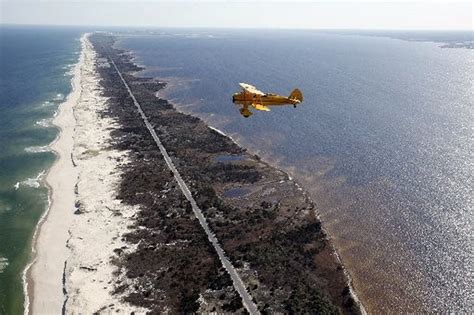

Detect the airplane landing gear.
[{"left": 240, "top": 107, "right": 252, "bottom": 118}]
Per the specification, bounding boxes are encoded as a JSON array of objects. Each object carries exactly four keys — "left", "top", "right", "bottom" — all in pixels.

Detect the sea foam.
[
  {"left": 35, "top": 118, "right": 53, "bottom": 128},
  {"left": 14, "top": 170, "right": 46, "bottom": 189},
  {"left": 53, "top": 93, "right": 64, "bottom": 101},
  {"left": 64, "top": 64, "right": 76, "bottom": 76},
  {"left": 0, "top": 256, "right": 8, "bottom": 274},
  {"left": 24, "top": 146, "right": 51, "bottom": 154}
]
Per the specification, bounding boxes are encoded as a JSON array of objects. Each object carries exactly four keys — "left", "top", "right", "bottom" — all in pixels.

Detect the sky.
[{"left": 0, "top": 0, "right": 472, "bottom": 30}]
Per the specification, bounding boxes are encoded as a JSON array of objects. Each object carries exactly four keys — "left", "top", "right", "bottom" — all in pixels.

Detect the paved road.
[{"left": 108, "top": 55, "right": 260, "bottom": 315}]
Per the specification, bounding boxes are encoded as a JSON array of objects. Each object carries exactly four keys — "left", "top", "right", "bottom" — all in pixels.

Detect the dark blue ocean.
[
  {"left": 0, "top": 25, "right": 84, "bottom": 314},
  {"left": 117, "top": 29, "right": 473, "bottom": 313}
]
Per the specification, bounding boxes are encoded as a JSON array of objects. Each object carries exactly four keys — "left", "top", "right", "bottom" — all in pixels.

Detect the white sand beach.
[{"left": 26, "top": 34, "right": 144, "bottom": 314}]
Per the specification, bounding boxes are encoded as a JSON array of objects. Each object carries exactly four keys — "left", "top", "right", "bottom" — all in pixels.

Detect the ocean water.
[
  {"left": 117, "top": 29, "right": 473, "bottom": 312},
  {"left": 0, "top": 25, "right": 83, "bottom": 314}
]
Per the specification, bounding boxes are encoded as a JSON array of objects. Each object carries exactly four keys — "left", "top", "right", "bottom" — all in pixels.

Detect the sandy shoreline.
[
  {"left": 25, "top": 33, "right": 142, "bottom": 314},
  {"left": 24, "top": 34, "right": 85, "bottom": 314}
]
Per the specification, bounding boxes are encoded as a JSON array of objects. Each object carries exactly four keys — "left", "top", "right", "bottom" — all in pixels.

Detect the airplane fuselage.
[{"left": 232, "top": 92, "right": 300, "bottom": 106}]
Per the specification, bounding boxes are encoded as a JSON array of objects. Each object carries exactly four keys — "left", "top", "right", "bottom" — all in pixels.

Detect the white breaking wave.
[
  {"left": 24, "top": 145, "right": 51, "bottom": 154},
  {"left": 62, "top": 63, "right": 75, "bottom": 70},
  {"left": 35, "top": 118, "right": 53, "bottom": 128},
  {"left": 0, "top": 256, "right": 8, "bottom": 273},
  {"left": 14, "top": 170, "right": 46, "bottom": 189},
  {"left": 64, "top": 64, "right": 76, "bottom": 76},
  {"left": 53, "top": 93, "right": 64, "bottom": 101},
  {"left": 41, "top": 100, "right": 54, "bottom": 107}
]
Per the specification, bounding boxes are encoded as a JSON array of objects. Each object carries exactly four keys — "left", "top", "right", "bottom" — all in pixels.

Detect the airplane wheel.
[{"left": 293, "top": 105, "right": 297, "bottom": 108}]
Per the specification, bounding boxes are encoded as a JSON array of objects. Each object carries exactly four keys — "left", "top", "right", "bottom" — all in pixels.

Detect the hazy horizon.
[
  {"left": 1, "top": 0, "right": 472, "bottom": 31},
  {"left": 2, "top": 23, "right": 473, "bottom": 32}
]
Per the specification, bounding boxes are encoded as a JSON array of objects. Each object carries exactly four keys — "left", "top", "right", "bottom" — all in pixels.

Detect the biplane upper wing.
[
  {"left": 239, "top": 83, "right": 265, "bottom": 96},
  {"left": 251, "top": 103, "right": 271, "bottom": 111}
]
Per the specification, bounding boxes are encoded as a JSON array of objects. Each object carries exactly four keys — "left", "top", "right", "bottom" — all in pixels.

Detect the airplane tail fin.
[{"left": 289, "top": 89, "right": 303, "bottom": 102}]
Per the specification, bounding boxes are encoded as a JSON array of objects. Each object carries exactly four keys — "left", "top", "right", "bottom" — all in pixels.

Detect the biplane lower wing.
[{"left": 252, "top": 103, "right": 271, "bottom": 111}]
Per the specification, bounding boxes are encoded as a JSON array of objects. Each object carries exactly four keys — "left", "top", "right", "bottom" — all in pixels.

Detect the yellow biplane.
[{"left": 232, "top": 83, "right": 303, "bottom": 117}]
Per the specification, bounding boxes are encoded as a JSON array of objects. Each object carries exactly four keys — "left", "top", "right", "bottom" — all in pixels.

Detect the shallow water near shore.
[
  {"left": 117, "top": 29, "right": 473, "bottom": 312},
  {"left": 0, "top": 25, "right": 83, "bottom": 314}
]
